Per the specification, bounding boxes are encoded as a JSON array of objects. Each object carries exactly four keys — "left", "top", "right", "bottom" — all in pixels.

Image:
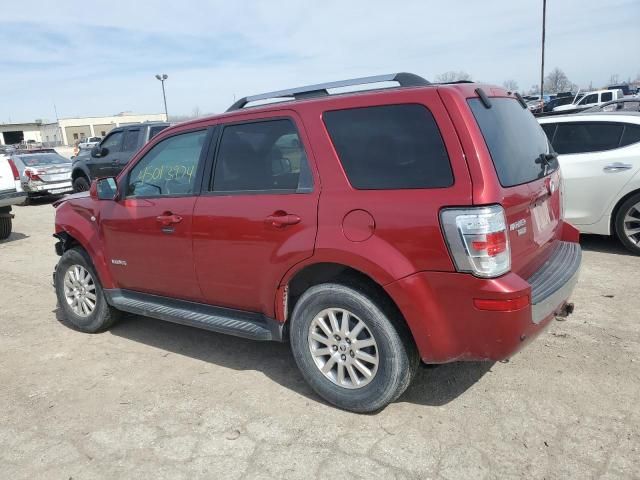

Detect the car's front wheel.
[
  {"left": 0, "top": 216, "right": 12, "bottom": 240},
  {"left": 73, "top": 176, "right": 90, "bottom": 193},
  {"left": 615, "top": 192, "right": 640, "bottom": 255},
  {"left": 289, "top": 283, "right": 418, "bottom": 413},
  {"left": 55, "top": 247, "right": 120, "bottom": 332}
]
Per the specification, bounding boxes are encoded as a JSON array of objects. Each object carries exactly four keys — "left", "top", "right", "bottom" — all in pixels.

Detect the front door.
[
  {"left": 552, "top": 121, "right": 640, "bottom": 225},
  {"left": 87, "top": 130, "right": 123, "bottom": 180},
  {"left": 192, "top": 114, "right": 319, "bottom": 315},
  {"left": 100, "top": 128, "right": 210, "bottom": 301}
]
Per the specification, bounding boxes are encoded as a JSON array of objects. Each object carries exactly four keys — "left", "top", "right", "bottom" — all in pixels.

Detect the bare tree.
[
  {"left": 435, "top": 71, "right": 472, "bottom": 83},
  {"left": 544, "top": 68, "right": 574, "bottom": 94},
  {"left": 192, "top": 106, "right": 201, "bottom": 118},
  {"left": 502, "top": 79, "right": 519, "bottom": 92},
  {"left": 609, "top": 74, "right": 619, "bottom": 85}
]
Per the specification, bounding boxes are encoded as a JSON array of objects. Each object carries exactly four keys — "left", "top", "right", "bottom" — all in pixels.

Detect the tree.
[
  {"left": 544, "top": 67, "right": 574, "bottom": 94},
  {"left": 609, "top": 74, "right": 620, "bottom": 85},
  {"left": 192, "top": 106, "right": 201, "bottom": 118},
  {"left": 502, "top": 79, "right": 519, "bottom": 92},
  {"left": 435, "top": 71, "right": 472, "bottom": 83}
]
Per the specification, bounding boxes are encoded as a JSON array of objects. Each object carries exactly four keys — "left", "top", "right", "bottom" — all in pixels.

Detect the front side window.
[
  {"left": 127, "top": 130, "right": 207, "bottom": 197},
  {"left": 553, "top": 122, "right": 624, "bottom": 154},
  {"left": 323, "top": 104, "right": 453, "bottom": 189},
  {"left": 122, "top": 129, "right": 140, "bottom": 151},
  {"left": 211, "top": 119, "right": 312, "bottom": 193},
  {"left": 101, "top": 131, "right": 123, "bottom": 152},
  {"left": 581, "top": 94, "right": 598, "bottom": 105}
]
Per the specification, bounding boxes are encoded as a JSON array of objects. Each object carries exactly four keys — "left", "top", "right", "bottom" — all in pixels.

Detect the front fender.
[{"left": 55, "top": 199, "right": 115, "bottom": 289}]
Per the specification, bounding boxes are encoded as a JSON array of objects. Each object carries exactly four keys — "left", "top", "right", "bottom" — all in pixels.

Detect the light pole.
[
  {"left": 155, "top": 74, "right": 169, "bottom": 121},
  {"left": 540, "top": 0, "right": 546, "bottom": 99}
]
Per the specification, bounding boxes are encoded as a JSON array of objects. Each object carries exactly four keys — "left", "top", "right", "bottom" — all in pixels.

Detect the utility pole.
[
  {"left": 155, "top": 74, "right": 169, "bottom": 121},
  {"left": 540, "top": 0, "right": 547, "bottom": 98}
]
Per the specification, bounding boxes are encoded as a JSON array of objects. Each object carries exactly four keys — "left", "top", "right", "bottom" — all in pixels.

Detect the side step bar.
[{"left": 104, "top": 289, "right": 284, "bottom": 341}]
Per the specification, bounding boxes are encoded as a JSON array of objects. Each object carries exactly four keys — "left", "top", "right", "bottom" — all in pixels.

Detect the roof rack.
[{"left": 226, "top": 72, "right": 430, "bottom": 112}]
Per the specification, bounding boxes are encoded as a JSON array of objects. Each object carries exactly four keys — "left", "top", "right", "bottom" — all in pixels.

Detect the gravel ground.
[{"left": 1, "top": 202, "right": 638, "bottom": 479}]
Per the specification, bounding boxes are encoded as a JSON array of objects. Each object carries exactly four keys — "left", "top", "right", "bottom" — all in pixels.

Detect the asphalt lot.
[{"left": 1, "top": 201, "right": 638, "bottom": 479}]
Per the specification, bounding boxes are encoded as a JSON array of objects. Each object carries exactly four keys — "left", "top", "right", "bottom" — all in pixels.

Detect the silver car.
[{"left": 10, "top": 150, "right": 73, "bottom": 198}]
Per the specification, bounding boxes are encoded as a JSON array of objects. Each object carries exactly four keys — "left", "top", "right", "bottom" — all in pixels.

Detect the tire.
[
  {"left": 55, "top": 247, "right": 120, "bottom": 332},
  {"left": 0, "top": 217, "right": 11, "bottom": 240},
  {"left": 614, "top": 192, "right": 640, "bottom": 255},
  {"left": 289, "top": 283, "right": 419, "bottom": 413},
  {"left": 73, "top": 176, "right": 90, "bottom": 193}
]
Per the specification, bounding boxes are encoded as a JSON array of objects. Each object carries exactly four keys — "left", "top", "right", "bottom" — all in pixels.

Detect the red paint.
[{"left": 54, "top": 82, "right": 580, "bottom": 363}]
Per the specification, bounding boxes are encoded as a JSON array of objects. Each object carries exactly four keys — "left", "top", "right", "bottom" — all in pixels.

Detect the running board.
[{"left": 104, "top": 289, "right": 283, "bottom": 341}]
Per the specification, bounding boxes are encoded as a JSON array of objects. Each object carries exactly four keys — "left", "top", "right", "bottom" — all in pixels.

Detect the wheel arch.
[{"left": 278, "top": 261, "right": 416, "bottom": 347}]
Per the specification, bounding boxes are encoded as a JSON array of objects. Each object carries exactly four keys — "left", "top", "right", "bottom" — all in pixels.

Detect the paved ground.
[{"left": 1, "top": 202, "right": 638, "bottom": 479}]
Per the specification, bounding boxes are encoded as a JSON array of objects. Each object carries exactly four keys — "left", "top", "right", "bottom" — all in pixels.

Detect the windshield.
[
  {"left": 469, "top": 97, "right": 557, "bottom": 187},
  {"left": 19, "top": 154, "right": 69, "bottom": 166}
]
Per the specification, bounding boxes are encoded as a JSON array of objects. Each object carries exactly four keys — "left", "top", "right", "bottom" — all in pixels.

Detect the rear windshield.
[
  {"left": 18, "top": 154, "right": 69, "bottom": 166},
  {"left": 469, "top": 97, "right": 555, "bottom": 187}
]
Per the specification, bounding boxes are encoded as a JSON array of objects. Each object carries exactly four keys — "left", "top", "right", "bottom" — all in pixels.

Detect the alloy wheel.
[
  {"left": 63, "top": 265, "right": 97, "bottom": 317},
  {"left": 623, "top": 201, "right": 640, "bottom": 245}
]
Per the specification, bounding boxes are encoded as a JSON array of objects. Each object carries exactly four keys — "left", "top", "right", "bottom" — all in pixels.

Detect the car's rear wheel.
[
  {"left": 0, "top": 216, "right": 12, "bottom": 240},
  {"left": 289, "top": 283, "right": 418, "bottom": 413},
  {"left": 73, "top": 176, "right": 90, "bottom": 193},
  {"left": 55, "top": 247, "right": 120, "bottom": 332},
  {"left": 615, "top": 192, "right": 640, "bottom": 255}
]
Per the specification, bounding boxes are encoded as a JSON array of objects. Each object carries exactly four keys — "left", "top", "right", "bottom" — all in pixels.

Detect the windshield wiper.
[{"left": 535, "top": 152, "right": 557, "bottom": 176}]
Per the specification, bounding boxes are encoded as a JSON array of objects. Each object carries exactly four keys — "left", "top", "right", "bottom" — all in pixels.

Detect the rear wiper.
[{"left": 535, "top": 152, "right": 557, "bottom": 176}]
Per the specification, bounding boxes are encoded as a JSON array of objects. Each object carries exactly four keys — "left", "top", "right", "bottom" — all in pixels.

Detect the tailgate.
[
  {"left": 0, "top": 157, "right": 16, "bottom": 192},
  {"left": 468, "top": 95, "right": 563, "bottom": 278}
]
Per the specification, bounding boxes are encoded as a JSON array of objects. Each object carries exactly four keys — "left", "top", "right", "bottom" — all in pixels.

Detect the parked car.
[
  {"left": 544, "top": 93, "right": 584, "bottom": 112},
  {"left": 539, "top": 112, "right": 640, "bottom": 254},
  {"left": 607, "top": 84, "right": 632, "bottom": 96},
  {"left": 553, "top": 89, "right": 624, "bottom": 112},
  {"left": 71, "top": 122, "right": 169, "bottom": 192},
  {"left": 53, "top": 73, "right": 581, "bottom": 412},
  {"left": 583, "top": 98, "right": 640, "bottom": 113},
  {"left": 78, "top": 136, "right": 102, "bottom": 150},
  {"left": 10, "top": 150, "right": 73, "bottom": 200},
  {"left": 0, "top": 151, "right": 27, "bottom": 239}
]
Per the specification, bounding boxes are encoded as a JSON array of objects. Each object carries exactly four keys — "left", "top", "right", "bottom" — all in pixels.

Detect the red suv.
[{"left": 53, "top": 73, "right": 581, "bottom": 412}]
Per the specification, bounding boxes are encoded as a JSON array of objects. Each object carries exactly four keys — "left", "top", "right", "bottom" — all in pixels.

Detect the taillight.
[
  {"left": 24, "top": 168, "right": 44, "bottom": 181},
  {"left": 7, "top": 159, "right": 20, "bottom": 180},
  {"left": 440, "top": 205, "right": 511, "bottom": 278}
]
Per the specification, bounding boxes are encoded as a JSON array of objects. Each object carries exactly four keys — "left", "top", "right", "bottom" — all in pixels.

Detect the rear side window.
[
  {"left": 620, "top": 124, "right": 640, "bottom": 147},
  {"left": 601, "top": 91, "right": 613, "bottom": 102},
  {"left": 212, "top": 119, "right": 312, "bottom": 193},
  {"left": 469, "top": 98, "right": 553, "bottom": 187},
  {"left": 323, "top": 104, "right": 453, "bottom": 190},
  {"left": 541, "top": 123, "right": 557, "bottom": 141},
  {"left": 553, "top": 122, "right": 624, "bottom": 154},
  {"left": 149, "top": 125, "right": 168, "bottom": 140}
]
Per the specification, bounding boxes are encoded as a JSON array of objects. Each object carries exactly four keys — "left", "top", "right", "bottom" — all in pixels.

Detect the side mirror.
[
  {"left": 91, "top": 146, "right": 109, "bottom": 158},
  {"left": 91, "top": 177, "right": 118, "bottom": 201}
]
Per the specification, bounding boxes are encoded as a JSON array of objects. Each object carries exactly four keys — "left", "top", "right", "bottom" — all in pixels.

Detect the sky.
[{"left": 1, "top": 0, "right": 638, "bottom": 123}]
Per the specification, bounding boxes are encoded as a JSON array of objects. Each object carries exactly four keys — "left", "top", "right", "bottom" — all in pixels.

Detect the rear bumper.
[
  {"left": 23, "top": 181, "right": 73, "bottom": 194},
  {"left": 385, "top": 239, "right": 581, "bottom": 363}
]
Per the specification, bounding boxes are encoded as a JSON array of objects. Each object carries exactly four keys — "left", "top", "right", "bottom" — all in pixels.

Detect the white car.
[
  {"left": 553, "top": 89, "right": 624, "bottom": 113},
  {"left": 0, "top": 150, "right": 28, "bottom": 239},
  {"left": 78, "top": 136, "right": 102, "bottom": 150},
  {"left": 539, "top": 112, "right": 640, "bottom": 254}
]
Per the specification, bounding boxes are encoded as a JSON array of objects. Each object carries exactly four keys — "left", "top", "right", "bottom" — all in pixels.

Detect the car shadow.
[
  {"left": 580, "top": 234, "right": 630, "bottom": 255},
  {"left": 56, "top": 309, "right": 491, "bottom": 409},
  {"left": 0, "top": 231, "right": 29, "bottom": 244}
]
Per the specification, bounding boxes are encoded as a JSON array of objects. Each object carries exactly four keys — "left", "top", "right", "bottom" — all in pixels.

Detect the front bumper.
[{"left": 385, "top": 239, "right": 582, "bottom": 363}]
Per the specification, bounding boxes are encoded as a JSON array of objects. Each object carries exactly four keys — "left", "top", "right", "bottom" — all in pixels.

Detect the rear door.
[
  {"left": 548, "top": 120, "right": 640, "bottom": 226},
  {"left": 192, "top": 112, "right": 319, "bottom": 315},
  {"left": 468, "top": 96, "right": 563, "bottom": 277},
  {"left": 87, "top": 130, "right": 123, "bottom": 179}
]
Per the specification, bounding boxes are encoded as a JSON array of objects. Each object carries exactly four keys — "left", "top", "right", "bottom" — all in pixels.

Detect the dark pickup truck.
[{"left": 71, "top": 122, "right": 169, "bottom": 192}]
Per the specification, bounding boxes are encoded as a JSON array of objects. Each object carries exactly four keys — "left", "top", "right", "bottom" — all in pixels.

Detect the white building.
[{"left": 0, "top": 112, "right": 167, "bottom": 146}]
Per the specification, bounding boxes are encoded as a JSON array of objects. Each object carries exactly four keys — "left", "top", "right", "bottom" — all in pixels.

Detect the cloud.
[{"left": 1, "top": 0, "right": 638, "bottom": 122}]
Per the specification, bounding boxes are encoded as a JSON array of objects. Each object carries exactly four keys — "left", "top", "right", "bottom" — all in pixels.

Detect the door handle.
[
  {"left": 265, "top": 212, "right": 301, "bottom": 227},
  {"left": 603, "top": 162, "right": 633, "bottom": 172},
  {"left": 156, "top": 212, "right": 183, "bottom": 226}
]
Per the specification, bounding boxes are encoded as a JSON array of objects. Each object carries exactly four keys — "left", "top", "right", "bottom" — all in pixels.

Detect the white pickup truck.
[
  {"left": 553, "top": 89, "right": 624, "bottom": 112},
  {"left": 0, "top": 151, "right": 28, "bottom": 239}
]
